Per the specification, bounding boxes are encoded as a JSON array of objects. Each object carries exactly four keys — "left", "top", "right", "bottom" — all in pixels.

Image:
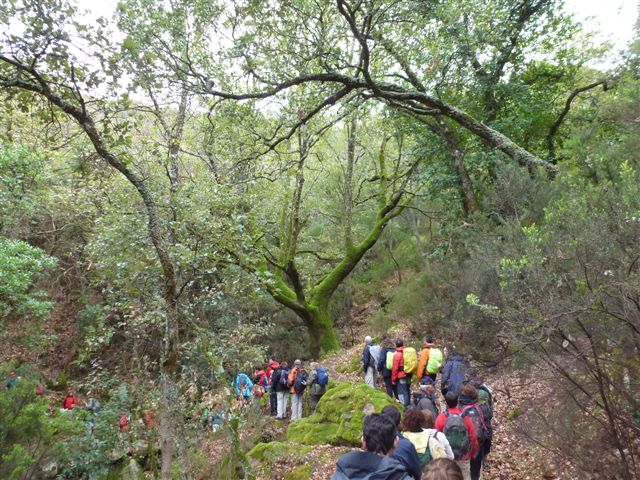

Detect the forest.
[{"left": 0, "top": 0, "right": 638, "bottom": 478}]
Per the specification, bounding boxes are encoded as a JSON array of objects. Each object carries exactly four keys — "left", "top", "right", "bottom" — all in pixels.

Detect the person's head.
[
  {"left": 380, "top": 405, "right": 402, "bottom": 428},
  {"left": 458, "top": 384, "right": 478, "bottom": 406},
  {"left": 424, "top": 335, "right": 434, "bottom": 344},
  {"left": 294, "top": 359, "right": 302, "bottom": 367},
  {"left": 364, "top": 335, "right": 372, "bottom": 345},
  {"left": 254, "top": 365, "right": 263, "bottom": 372},
  {"left": 395, "top": 339, "right": 404, "bottom": 348},
  {"left": 381, "top": 338, "right": 393, "bottom": 349},
  {"left": 310, "top": 361, "right": 318, "bottom": 370},
  {"left": 281, "top": 361, "right": 288, "bottom": 368},
  {"left": 422, "top": 409, "right": 436, "bottom": 428},
  {"left": 423, "top": 458, "right": 463, "bottom": 480},
  {"left": 401, "top": 408, "right": 427, "bottom": 433},
  {"left": 9, "top": 371, "right": 16, "bottom": 377},
  {"left": 445, "top": 391, "right": 459, "bottom": 409},
  {"left": 362, "top": 413, "right": 397, "bottom": 455}
]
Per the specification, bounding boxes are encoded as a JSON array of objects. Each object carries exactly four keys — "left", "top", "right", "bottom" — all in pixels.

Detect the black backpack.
[
  {"left": 278, "top": 368, "right": 289, "bottom": 388},
  {"left": 293, "top": 369, "right": 308, "bottom": 394}
]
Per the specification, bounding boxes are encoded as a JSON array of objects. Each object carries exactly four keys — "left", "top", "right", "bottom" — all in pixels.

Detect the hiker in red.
[
  {"left": 391, "top": 339, "right": 410, "bottom": 407},
  {"left": 435, "top": 391, "right": 478, "bottom": 480},
  {"left": 61, "top": 391, "right": 78, "bottom": 410}
]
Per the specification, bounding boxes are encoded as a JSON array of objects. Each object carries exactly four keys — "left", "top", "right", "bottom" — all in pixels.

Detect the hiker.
[
  {"left": 440, "top": 348, "right": 469, "bottom": 397},
  {"left": 363, "top": 336, "right": 380, "bottom": 388},
  {"left": 465, "top": 376, "right": 494, "bottom": 469},
  {"left": 118, "top": 410, "right": 131, "bottom": 431},
  {"left": 458, "top": 385, "right": 488, "bottom": 480},
  {"left": 401, "top": 408, "right": 448, "bottom": 471},
  {"left": 61, "top": 390, "right": 78, "bottom": 410},
  {"left": 143, "top": 408, "right": 155, "bottom": 430},
  {"left": 423, "top": 459, "right": 464, "bottom": 480},
  {"left": 234, "top": 372, "right": 254, "bottom": 405},
  {"left": 6, "top": 371, "right": 17, "bottom": 390},
  {"left": 377, "top": 339, "right": 397, "bottom": 398},
  {"left": 435, "top": 391, "right": 478, "bottom": 480},
  {"left": 332, "top": 413, "right": 412, "bottom": 480},
  {"left": 413, "top": 379, "right": 439, "bottom": 418},
  {"left": 271, "top": 361, "right": 290, "bottom": 419},
  {"left": 288, "top": 359, "right": 307, "bottom": 421},
  {"left": 424, "top": 337, "right": 443, "bottom": 383},
  {"left": 381, "top": 405, "right": 422, "bottom": 480},
  {"left": 307, "top": 362, "right": 328, "bottom": 411},
  {"left": 266, "top": 358, "right": 280, "bottom": 416},
  {"left": 253, "top": 365, "right": 269, "bottom": 390},
  {"left": 422, "top": 410, "right": 454, "bottom": 460},
  {"left": 84, "top": 391, "right": 101, "bottom": 415},
  {"left": 392, "top": 339, "right": 414, "bottom": 408},
  {"left": 35, "top": 382, "right": 46, "bottom": 396},
  {"left": 252, "top": 365, "right": 268, "bottom": 413}
]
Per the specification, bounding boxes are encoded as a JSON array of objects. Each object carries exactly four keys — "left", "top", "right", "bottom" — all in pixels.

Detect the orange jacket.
[{"left": 417, "top": 342, "right": 434, "bottom": 379}]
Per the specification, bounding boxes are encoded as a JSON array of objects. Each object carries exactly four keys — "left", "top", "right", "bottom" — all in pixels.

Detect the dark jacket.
[
  {"left": 377, "top": 347, "right": 395, "bottom": 378},
  {"left": 393, "top": 434, "right": 422, "bottom": 480},
  {"left": 441, "top": 354, "right": 469, "bottom": 396},
  {"left": 332, "top": 450, "right": 412, "bottom": 480},
  {"left": 363, "top": 344, "right": 380, "bottom": 373},
  {"left": 271, "top": 367, "right": 290, "bottom": 393}
]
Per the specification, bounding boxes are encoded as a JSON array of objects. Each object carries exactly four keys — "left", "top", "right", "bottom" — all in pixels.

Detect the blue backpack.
[{"left": 316, "top": 366, "right": 329, "bottom": 386}]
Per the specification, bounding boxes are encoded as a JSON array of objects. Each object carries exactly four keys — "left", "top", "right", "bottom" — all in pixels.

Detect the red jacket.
[
  {"left": 61, "top": 394, "right": 78, "bottom": 410},
  {"left": 266, "top": 360, "right": 280, "bottom": 383},
  {"left": 391, "top": 347, "right": 407, "bottom": 384},
  {"left": 435, "top": 406, "right": 478, "bottom": 460}
]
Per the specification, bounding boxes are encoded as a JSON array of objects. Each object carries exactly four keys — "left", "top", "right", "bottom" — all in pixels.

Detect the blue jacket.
[
  {"left": 441, "top": 354, "right": 469, "bottom": 396},
  {"left": 234, "top": 373, "right": 254, "bottom": 398},
  {"left": 393, "top": 434, "right": 422, "bottom": 480}
]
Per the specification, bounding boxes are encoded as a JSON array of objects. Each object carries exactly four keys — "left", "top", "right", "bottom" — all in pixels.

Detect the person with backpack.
[
  {"left": 363, "top": 336, "right": 381, "bottom": 388},
  {"left": 465, "top": 377, "right": 494, "bottom": 469},
  {"left": 392, "top": 339, "right": 415, "bottom": 408},
  {"left": 435, "top": 391, "right": 478, "bottom": 480},
  {"left": 288, "top": 359, "right": 307, "bottom": 421},
  {"left": 307, "top": 362, "right": 328, "bottom": 411},
  {"left": 266, "top": 358, "right": 280, "bottom": 416},
  {"left": 234, "top": 372, "right": 254, "bottom": 405},
  {"left": 422, "top": 410, "right": 454, "bottom": 460},
  {"left": 380, "top": 405, "right": 422, "bottom": 480},
  {"left": 440, "top": 348, "right": 469, "bottom": 397},
  {"left": 413, "top": 380, "right": 439, "bottom": 419},
  {"left": 271, "top": 361, "right": 289, "bottom": 419},
  {"left": 401, "top": 408, "right": 448, "bottom": 472},
  {"left": 332, "top": 413, "right": 413, "bottom": 480},
  {"left": 417, "top": 336, "right": 435, "bottom": 382},
  {"left": 458, "top": 385, "right": 488, "bottom": 480},
  {"left": 377, "top": 339, "right": 397, "bottom": 398}
]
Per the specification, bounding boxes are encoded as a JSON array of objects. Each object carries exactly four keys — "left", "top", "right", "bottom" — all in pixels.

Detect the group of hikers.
[
  {"left": 5, "top": 372, "right": 149, "bottom": 433},
  {"left": 232, "top": 358, "right": 329, "bottom": 421},
  {"left": 352, "top": 335, "right": 493, "bottom": 480}
]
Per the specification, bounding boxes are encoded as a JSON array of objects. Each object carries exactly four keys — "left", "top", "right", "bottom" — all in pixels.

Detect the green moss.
[
  {"left": 284, "top": 464, "right": 312, "bottom": 480},
  {"left": 287, "top": 382, "right": 401, "bottom": 447},
  {"left": 247, "top": 441, "right": 311, "bottom": 463},
  {"left": 507, "top": 407, "right": 523, "bottom": 420}
]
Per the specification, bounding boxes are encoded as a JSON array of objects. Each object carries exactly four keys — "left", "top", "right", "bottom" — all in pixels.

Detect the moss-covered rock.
[
  {"left": 247, "top": 441, "right": 311, "bottom": 463},
  {"left": 284, "top": 464, "right": 312, "bottom": 480},
  {"left": 287, "top": 382, "right": 401, "bottom": 447}
]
